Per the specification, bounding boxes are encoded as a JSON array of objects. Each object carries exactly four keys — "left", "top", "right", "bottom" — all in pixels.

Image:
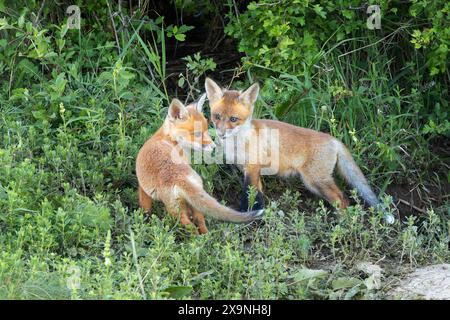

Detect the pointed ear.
[
  {"left": 205, "top": 78, "right": 223, "bottom": 104},
  {"left": 195, "top": 93, "right": 207, "bottom": 112},
  {"left": 186, "top": 93, "right": 207, "bottom": 112},
  {"left": 239, "top": 83, "right": 260, "bottom": 106},
  {"left": 168, "top": 99, "right": 188, "bottom": 121}
]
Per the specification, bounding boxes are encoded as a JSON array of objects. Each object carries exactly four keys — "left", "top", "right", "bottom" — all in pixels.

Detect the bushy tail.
[
  {"left": 336, "top": 144, "right": 380, "bottom": 207},
  {"left": 177, "top": 183, "right": 263, "bottom": 223},
  {"left": 336, "top": 143, "right": 395, "bottom": 224}
]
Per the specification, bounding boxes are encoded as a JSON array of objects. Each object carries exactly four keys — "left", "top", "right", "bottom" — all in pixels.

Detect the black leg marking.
[
  {"left": 254, "top": 191, "right": 265, "bottom": 210},
  {"left": 239, "top": 174, "right": 250, "bottom": 211}
]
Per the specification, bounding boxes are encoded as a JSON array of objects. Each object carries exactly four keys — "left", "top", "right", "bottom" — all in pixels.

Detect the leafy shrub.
[{"left": 226, "top": 0, "right": 449, "bottom": 76}]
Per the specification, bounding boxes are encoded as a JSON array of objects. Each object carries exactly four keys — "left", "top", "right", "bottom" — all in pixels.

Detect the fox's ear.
[
  {"left": 205, "top": 78, "right": 223, "bottom": 104},
  {"left": 186, "top": 93, "right": 207, "bottom": 112},
  {"left": 168, "top": 99, "right": 189, "bottom": 121},
  {"left": 195, "top": 93, "right": 207, "bottom": 112},
  {"left": 239, "top": 83, "right": 260, "bottom": 106}
]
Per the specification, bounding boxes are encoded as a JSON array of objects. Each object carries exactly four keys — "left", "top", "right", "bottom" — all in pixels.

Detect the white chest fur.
[{"left": 219, "top": 122, "right": 279, "bottom": 175}]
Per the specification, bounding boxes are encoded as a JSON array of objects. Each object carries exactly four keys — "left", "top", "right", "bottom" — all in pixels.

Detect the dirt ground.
[{"left": 389, "top": 264, "right": 450, "bottom": 300}]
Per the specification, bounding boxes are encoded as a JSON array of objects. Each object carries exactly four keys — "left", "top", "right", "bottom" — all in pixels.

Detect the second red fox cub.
[
  {"left": 136, "top": 95, "right": 263, "bottom": 234},
  {"left": 205, "top": 78, "right": 395, "bottom": 224}
]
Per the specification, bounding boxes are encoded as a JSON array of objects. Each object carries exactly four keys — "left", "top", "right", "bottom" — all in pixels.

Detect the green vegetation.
[{"left": 0, "top": 1, "right": 448, "bottom": 299}]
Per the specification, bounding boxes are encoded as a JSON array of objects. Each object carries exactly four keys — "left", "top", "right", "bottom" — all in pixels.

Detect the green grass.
[
  {"left": 0, "top": 1, "right": 448, "bottom": 300},
  {"left": 1, "top": 59, "right": 448, "bottom": 298}
]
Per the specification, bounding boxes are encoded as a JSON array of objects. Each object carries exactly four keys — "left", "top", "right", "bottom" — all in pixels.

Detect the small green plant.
[
  {"left": 183, "top": 52, "right": 217, "bottom": 79},
  {"left": 178, "top": 52, "right": 217, "bottom": 100},
  {"left": 166, "top": 24, "right": 194, "bottom": 42},
  {"left": 246, "top": 185, "right": 258, "bottom": 211},
  {"left": 226, "top": 0, "right": 449, "bottom": 76}
]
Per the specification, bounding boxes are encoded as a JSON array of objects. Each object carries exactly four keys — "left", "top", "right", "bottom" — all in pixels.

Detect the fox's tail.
[
  {"left": 177, "top": 183, "right": 264, "bottom": 223},
  {"left": 336, "top": 143, "right": 395, "bottom": 223},
  {"left": 336, "top": 144, "right": 379, "bottom": 206}
]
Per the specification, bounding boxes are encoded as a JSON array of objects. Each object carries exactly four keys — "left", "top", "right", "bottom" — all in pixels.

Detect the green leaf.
[
  {"left": 178, "top": 77, "right": 185, "bottom": 87},
  {"left": 119, "top": 91, "right": 133, "bottom": 100},
  {"left": 178, "top": 25, "right": 194, "bottom": 33},
  {"left": 0, "top": 17, "right": 7, "bottom": 27},
  {"left": 248, "top": 2, "right": 257, "bottom": 10},
  {"left": 18, "top": 14, "right": 25, "bottom": 28},
  {"left": 55, "top": 73, "right": 67, "bottom": 93},
  {"left": 313, "top": 4, "right": 326, "bottom": 19},
  {"left": 163, "top": 286, "right": 192, "bottom": 298},
  {"left": 332, "top": 277, "right": 363, "bottom": 290},
  {"left": 175, "top": 33, "right": 186, "bottom": 41},
  {"left": 292, "top": 268, "right": 328, "bottom": 282}
]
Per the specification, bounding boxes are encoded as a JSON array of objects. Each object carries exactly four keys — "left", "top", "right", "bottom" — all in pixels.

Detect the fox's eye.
[
  {"left": 194, "top": 132, "right": 202, "bottom": 138},
  {"left": 230, "top": 116, "right": 238, "bottom": 123},
  {"left": 214, "top": 114, "right": 221, "bottom": 120}
]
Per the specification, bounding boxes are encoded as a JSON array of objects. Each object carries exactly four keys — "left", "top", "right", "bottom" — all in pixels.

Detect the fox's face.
[
  {"left": 166, "top": 95, "right": 215, "bottom": 152},
  {"left": 205, "top": 78, "right": 260, "bottom": 139}
]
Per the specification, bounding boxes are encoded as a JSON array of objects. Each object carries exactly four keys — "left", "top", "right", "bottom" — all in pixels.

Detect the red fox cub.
[
  {"left": 136, "top": 95, "right": 263, "bottom": 234},
  {"left": 205, "top": 78, "right": 395, "bottom": 224}
]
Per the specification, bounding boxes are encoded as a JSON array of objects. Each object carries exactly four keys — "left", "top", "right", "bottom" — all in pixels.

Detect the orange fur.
[
  {"left": 205, "top": 78, "right": 383, "bottom": 211},
  {"left": 136, "top": 97, "right": 263, "bottom": 234}
]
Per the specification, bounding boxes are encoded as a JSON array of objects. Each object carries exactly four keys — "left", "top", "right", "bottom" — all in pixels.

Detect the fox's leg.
[
  {"left": 300, "top": 173, "right": 349, "bottom": 209},
  {"left": 138, "top": 185, "right": 152, "bottom": 214},
  {"left": 191, "top": 209, "right": 208, "bottom": 234},
  {"left": 316, "top": 180, "right": 349, "bottom": 209},
  {"left": 298, "top": 151, "right": 348, "bottom": 209},
  {"left": 165, "top": 199, "right": 196, "bottom": 229},
  {"left": 240, "top": 165, "right": 264, "bottom": 211}
]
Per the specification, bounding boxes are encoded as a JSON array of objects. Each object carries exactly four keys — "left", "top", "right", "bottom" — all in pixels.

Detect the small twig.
[
  {"left": 227, "top": 65, "right": 245, "bottom": 89},
  {"left": 397, "top": 198, "right": 427, "bottom": 214},
  {"left": 33, "top": 0, "right": 46, "bottom": 28},
  {"left": 92, "top": 12, "right": 101, "bottom": 26},
  {"left": 255, "top": 1, "right": 282, "bottom": 7},
  {"left": 107, "top": 1, "right": 121, "bottom": 54},
  {"left": 338, "top": 27, "right": 405, "bottom": 58}
]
